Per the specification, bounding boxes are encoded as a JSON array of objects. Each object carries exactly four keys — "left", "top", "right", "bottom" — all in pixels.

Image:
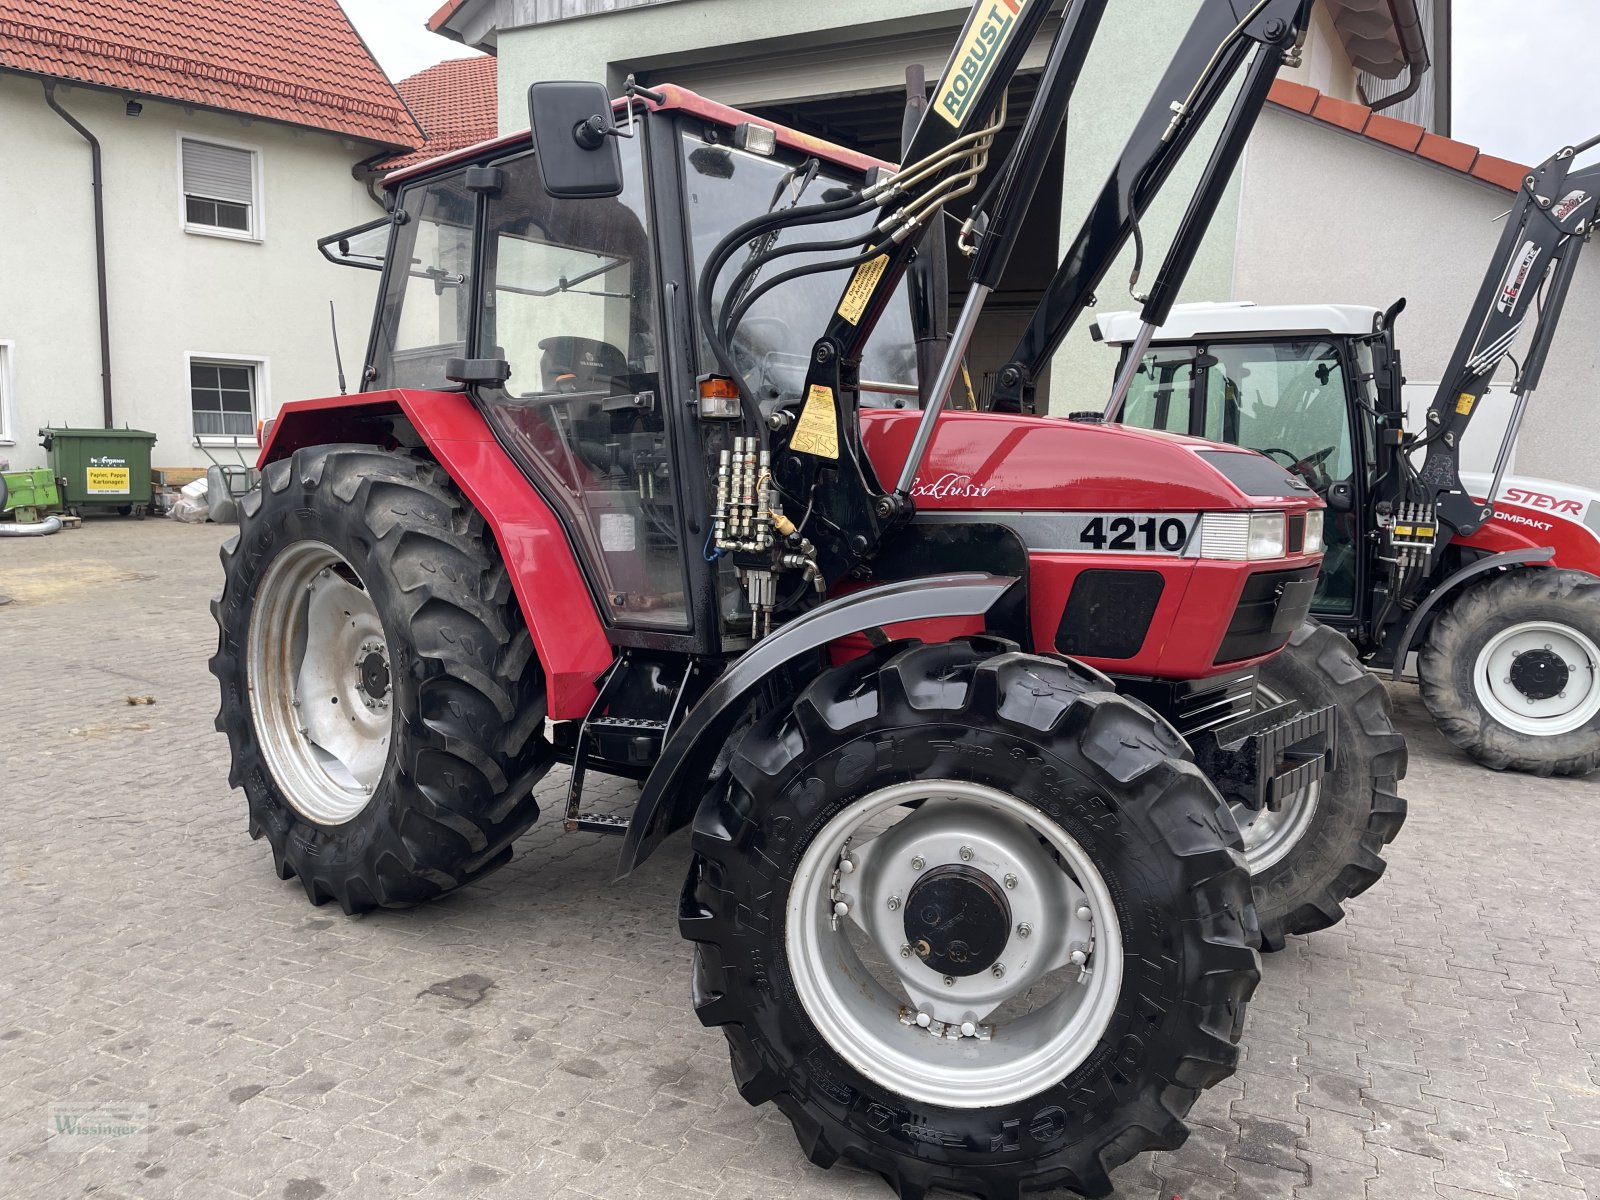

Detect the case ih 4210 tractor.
[{"left": 212, "top": 1, "right": 1405, "bottom": 1195}]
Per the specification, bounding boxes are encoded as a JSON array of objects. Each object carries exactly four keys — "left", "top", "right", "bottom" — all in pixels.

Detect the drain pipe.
[
  {"left": 43, "top": 82, "right": 114, "bottom": 428},
  {"left": 0, "top": 515, "right": 63, "bottom": 537}
]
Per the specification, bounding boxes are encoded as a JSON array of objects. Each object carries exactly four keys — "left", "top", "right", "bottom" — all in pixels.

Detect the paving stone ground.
[{"left": 2, "top": 518, "right": 1598, "bottom": 1200}]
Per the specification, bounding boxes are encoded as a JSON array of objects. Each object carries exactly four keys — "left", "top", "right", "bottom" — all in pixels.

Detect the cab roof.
[
  {"left": 1094, "top": 301, "right": 1384, "bottom": 345},
  {"left": 384, "top": 83, "right": 895, "bottom": 189}
]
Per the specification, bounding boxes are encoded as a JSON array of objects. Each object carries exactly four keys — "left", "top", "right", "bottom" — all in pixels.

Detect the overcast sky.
[
  {"left": 342, "top": 0, "right": 1595, "bottom": 168},
  {"left": 338, "top": 0, "right": 482, "bottom": 85},
  {"left": 1451, "top": 0, "right": 1600, "bottom": 166}
]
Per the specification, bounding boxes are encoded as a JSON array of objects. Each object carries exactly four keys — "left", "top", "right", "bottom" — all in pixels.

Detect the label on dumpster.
[{"left": 86, "top": 467, "right": 131, "bottom": 495}]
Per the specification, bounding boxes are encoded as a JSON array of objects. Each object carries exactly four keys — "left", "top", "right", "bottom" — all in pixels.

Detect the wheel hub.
[
  {"left": 357, "top": 642, "right": 392, "bottom": 708},
  {"left": 903, "top": 865, "right": 1011, "bottom": 977},
  {"left": 1509, "top": 648, "right": 1568, "bottom": 701}
]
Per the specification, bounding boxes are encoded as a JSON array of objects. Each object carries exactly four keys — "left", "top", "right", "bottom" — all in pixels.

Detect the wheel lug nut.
[
  {"left": 915, "top": 1011, "right": 931, "bottom": 1027},
  {"left": 1017, "top": 923, "right": 1032, "bottom": 939},
  {"left": 840, "top": 858, "right": 855, "bottom": 874},
  {"left": 943, "top": 975, "right": 955, "bottom": 987},
  {"left": 833, "top": 901, "right": 849, "bottom": 917},
  {"left": 960, "top": 1021, "right": 976, "bottom": 1037},
  {"left": 911, "top": 856, "right": 925, "bottom": 871},
  {"left": 900, "top": 944, "right": 913, "bottom": 958},
  {"left": 991, "top": 963, "right": 1006, "bottom": 979},
  {"left": 959, "top": 846, "right": 974, "bottom": 862},
  {"left": 1069, "top": 948, "right": 1087, "bottom": 966},
  {"left": 887, "top": 895, "right": 901, "bottom": 912},
  {"left": 1076, "top": 904, "right": 1091, "bottom": 920},
  {"left": 1003, "top": 873, "right": 1017, "bottom": 889}
]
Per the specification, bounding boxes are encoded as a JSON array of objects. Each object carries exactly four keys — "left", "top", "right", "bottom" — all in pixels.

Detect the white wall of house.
[
  {"left": 0, "top": 75, "right": 388, "bottom": 472},
  {"left": 1231, "top": 108, "right": 1599, "bottom": 489}
]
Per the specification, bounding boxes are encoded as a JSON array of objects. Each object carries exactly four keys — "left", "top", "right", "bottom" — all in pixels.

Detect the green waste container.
[{"left": 40, "top": 427, "right": 158, "bottom": 515}]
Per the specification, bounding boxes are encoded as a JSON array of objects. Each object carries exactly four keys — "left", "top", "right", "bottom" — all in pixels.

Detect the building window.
[
  {"left": 0, "top": 341, "right": 13, "bottom": 445},
  {"left": 189, "top": 357, "right": 262, "bottom": 441},
  {"left": 180, "top": 137, "right": 261, "bottom": 239}
]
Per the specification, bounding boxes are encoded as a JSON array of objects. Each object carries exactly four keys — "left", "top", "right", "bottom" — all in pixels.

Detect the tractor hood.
[{"left": 860, "top": 410, "right": 1321, "bottom": 513}]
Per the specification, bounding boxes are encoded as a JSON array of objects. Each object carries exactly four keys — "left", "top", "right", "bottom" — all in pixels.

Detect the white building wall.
[
  {"left": 1232, "top": 108, "right": 1599, "bottom": 489},
  {"left": 0, "top": 76, "right": 387, "bottom": 471}
]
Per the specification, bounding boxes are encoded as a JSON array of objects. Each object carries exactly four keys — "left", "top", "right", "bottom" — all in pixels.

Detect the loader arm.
[
  {"left": 696, "top": 0, "right": 1314, "bottom": 603},
  {"left": 988, "top": 0, "right": 1316, "bottom": 415},
  {"left": 1412, "top": 141, "right": 1600, "bottom": 540}
]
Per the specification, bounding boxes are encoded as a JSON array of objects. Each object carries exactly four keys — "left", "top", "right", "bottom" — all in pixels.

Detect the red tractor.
[{"left": 211, "top": 1, "right": 1404, "bottom": 1195}]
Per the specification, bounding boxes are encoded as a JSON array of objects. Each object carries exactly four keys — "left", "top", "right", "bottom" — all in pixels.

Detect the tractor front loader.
[{"left": 212, "top": 1, "right": 1405, "bottom": 1195}]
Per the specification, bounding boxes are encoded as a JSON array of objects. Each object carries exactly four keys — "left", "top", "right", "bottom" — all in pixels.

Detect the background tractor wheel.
[
  {"left": 210, "top": 445, "right": 551, "bottom": 913},
  {"left": 1420, "top": 569, "right": 1600, "bottom": 776},
  {"left": 1243, "top": 622, "right": 1407, "bottom": 951},
  {"left": 680, "top": 637, "right": 1258, "bottom": 1199}
]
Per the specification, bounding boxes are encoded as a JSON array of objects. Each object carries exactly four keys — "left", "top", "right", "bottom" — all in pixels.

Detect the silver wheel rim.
[
  {"left": 1473, "top": 620, "right": 1600, "bottom": 737},
  {"left": 1231, "top": 683, "right": 1321, "bottom": 874},
  {"left": 784, "top": 779, "right": 1124, "bottom": 1109},
  {"left": 246, "top": 541, "right": 393, "bottom": 825}
]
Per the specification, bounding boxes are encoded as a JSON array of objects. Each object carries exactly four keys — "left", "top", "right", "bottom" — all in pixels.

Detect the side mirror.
[
  {"left": 1327, "top": 481, "right": 1355, "bottom": 513},
  {"left": 527, "top": 81, "right": 624, "bottom": 199}
]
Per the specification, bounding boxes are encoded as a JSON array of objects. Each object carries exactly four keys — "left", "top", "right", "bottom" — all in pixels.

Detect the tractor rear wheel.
[
  {"left": 680, "top": 637, "right": 1258, "bottom": 1199},
  {"left": 1420, "top": 569, "right": 1600, "bottom": 776},
  {"left": 1241, "top": 622, "right": 1407, "bottom": 951},
  {"left": 209, "top": 445, "right": 551, "bottom": 913}
]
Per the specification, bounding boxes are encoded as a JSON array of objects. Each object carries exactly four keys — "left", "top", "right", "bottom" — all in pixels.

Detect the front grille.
[
  {"left": 1215, "top": 565, "right": 1320, "bottom": 664},
  {"left": 1287, "top": 513, "right": 1306, "bottom": 554},
  {"left": 1057, "top": 569, "right": 1165, "bottom": 660}
]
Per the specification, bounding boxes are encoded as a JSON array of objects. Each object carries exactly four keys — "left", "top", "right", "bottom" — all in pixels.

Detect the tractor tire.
[
  {"left": 1242, "top": 622, "right": 1408, "bottom": 951},
  {"left": 680, "top": 637, "right": 1258, "bottom": 1199},
  {"left": 209, "top": 444, "right": 551, "bottom": 913},
  {"left": 1419, "top": 569, "right": 1600, "bottom": 776}
]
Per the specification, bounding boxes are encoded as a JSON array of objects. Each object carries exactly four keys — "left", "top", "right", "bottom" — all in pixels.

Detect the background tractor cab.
[{"left": 1099, "top": 299, "right": 1600, "bottom": 773}]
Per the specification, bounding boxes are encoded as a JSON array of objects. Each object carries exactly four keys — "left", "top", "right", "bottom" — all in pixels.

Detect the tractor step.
[{"left": 565, "top": 811, "right": 630, "bottom": 835}]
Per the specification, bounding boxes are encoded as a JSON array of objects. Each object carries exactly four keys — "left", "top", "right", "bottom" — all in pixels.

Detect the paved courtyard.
[{"left": 2, "top": 517, "right": 1598, "bottom": 1200}]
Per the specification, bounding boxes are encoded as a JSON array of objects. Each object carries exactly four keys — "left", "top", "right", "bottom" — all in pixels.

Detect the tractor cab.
[
  {"left": 1096, "top": 302, "right": 1390, "bottom": 621},
  {"left": 320, "top": 86, "right": 920, "bottom": 645}
]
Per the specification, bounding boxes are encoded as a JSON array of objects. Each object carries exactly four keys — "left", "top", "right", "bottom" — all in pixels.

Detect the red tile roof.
[
  {"left": 1267, "top": 80, "right": 1529, "bottom": 193},
  {"left": 0, "top": 0, "right": 423, "bottom": 149},
  {"left": 427, "top": 1, "right": 468, "bottom": 34},
  {"left": 382, "top": 54, "right": 496, "bottom": 170}
]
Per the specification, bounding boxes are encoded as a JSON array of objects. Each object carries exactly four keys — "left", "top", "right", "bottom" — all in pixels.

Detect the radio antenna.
[{"left": 329, "top": 301, "right": 348, "bottom": 396}]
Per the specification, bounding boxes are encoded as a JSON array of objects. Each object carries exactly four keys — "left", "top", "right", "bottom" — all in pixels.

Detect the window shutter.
[{"left": 182, "top": 140, "right": 254, "bottom": 204}]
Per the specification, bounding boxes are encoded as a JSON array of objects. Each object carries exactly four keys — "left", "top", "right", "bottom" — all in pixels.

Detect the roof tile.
[
  {"left": 1417, "top": 131, "right": 1479, "bottom": 174},
  {"left": 1268, "top": 82, "right": 1528, "bottom": 193},
  {"left": 1471, "top": 152, "right": 1528, "bottom": 193},
  {"left": 381, "top": 55, "right": 496, "bottom": 170},
  {"left": 1310, "top": 93, "right": 1371, "bottom": 135},
  {"left": 1267, "top": 79, "right": 1319, "bottom": 114},
  {"left": 0, "top": 0, "right": 422, "bottom": 148},
  {"left": 1363, "top": 112, "right": 1425, "bottom": 153}
]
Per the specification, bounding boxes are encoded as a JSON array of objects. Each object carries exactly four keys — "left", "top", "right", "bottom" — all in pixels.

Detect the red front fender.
[{"left": 261, "top": 390, "right": 613, "bottom": 719}]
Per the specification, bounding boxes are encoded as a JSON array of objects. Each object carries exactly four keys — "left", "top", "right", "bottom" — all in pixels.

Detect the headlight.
[
  {"left": 1247, "top": 511, "right": 1287, "bottom": 560},
  {"left": 1198, "top": 511, "right": 1288, "bottom": 560},
  {"left": 1303, "top": 509, "right": 1325, "bottom": 555}
]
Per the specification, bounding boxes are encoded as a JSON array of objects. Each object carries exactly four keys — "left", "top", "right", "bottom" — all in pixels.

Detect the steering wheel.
[{"left": 1260, "top": 445, "right": 1337, "bottom": 492}]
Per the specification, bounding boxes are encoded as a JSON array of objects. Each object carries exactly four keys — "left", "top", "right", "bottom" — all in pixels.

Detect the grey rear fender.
[{"left": 616, "top": 573, "right": 1022, "bottom": 877}]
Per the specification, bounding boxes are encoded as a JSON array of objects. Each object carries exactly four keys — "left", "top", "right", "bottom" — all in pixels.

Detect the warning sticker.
[
  {"left": 86, "top": 467, "right": 131, "bottom": 495},
  {"left": 790, "top": 385, "right": 840, "bottom": 459},
  {"left": 934, "top": 0, "right": 1027, "bottom": 127},
  {"left": 837, "top": 255, "right": 890, "bottom": 325},
  {"left": 1456, "top": 392, "right": 1477, "bottom": 416}
]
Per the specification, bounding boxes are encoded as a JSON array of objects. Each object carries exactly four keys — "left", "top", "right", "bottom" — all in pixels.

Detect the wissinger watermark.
[{"left": 47, "top": 1104, "right": 152, "bottom": 1152}]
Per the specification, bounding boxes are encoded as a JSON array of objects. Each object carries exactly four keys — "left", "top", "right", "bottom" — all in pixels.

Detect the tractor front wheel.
[
  {"left": 209, "top": 445, "right": 551, "bottom": 912},
  {"left": 1241, "top": 622, "right": 1407, "bottom": 951},
  {"left": 680, "top": 638, "right": 1258, "bottom": 1199},
  {"left": 1420, "top": 569, "right": 1600, "bottom": 776}
]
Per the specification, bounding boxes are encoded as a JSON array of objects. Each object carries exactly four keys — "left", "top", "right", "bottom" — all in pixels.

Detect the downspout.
[
  {"left": 1362, "top": 0, "right": 1430, "bottom": 114},
  {"left": 43, "top": 81, "right": 114, "bottom": 427}
]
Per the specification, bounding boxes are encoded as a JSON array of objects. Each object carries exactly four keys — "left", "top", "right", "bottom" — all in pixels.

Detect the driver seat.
[{"left": 539, "top": 336, "right": 630, "bottom": 395}]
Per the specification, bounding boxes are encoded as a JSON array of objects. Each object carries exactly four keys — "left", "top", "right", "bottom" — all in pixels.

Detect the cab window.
[{"left": 369, "top": 176, "right": 475, "bottom": 390}]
